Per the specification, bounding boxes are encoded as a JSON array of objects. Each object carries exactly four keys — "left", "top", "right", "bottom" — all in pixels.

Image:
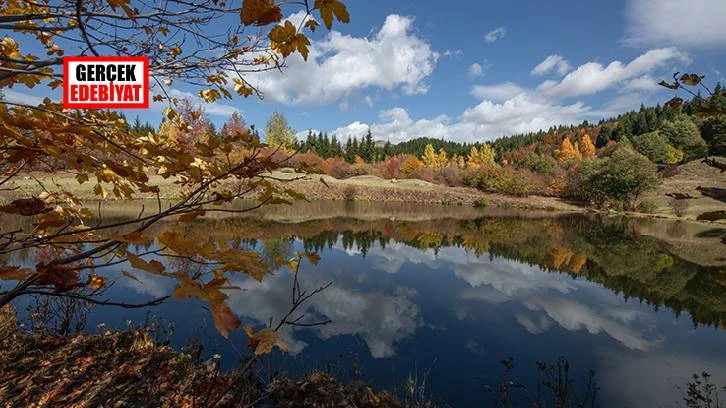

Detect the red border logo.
[{"left": 63, "top": 56, "right": 149, "bottom": 109}]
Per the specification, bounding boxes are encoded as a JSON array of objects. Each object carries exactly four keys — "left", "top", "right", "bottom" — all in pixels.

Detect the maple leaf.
[
  {"left": 116, "top": 231, "right": 153, "bottom": 245},
  {"left": 314, "top": 0, "right": 350, "bottom": 29},
  {"left": 35, "top": 263, "right": 84, "bottom": 292},
  {"left": 211, "top": 302, "right": 241, "bottom": 339},
  {"left": 680, "top": 73, "right": 704, "bottom": 86},
  {"left": 240, "top": 0, "right": 283, "bottom": 26},
  {"left": 127, "top": 253, "right": 166, "bottom": 274},
  {"left": 269, "top": 21, "right": 311, "bottom": 60},
  {"left": 246, "top": 328, "right": 289, "bottom": 355}
]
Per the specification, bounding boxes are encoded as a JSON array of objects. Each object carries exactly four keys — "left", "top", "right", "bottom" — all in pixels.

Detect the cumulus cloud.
[
  {"left": 245, "top": 14, "right": 439, "bottom": 105},
  {"left": 625, "top": 0, "right": 726, "bottom": 48},
  {"left": 470, "top": 82, "right": 525, "bottom": 102},
  {"left": 531, "top": 54, "right": 572, "bottom": 76},
  {"left": 537, "top": 48, "right": 690, "bottom": 98},
  {"left": 484, "top": 26, "right": 507, "bottom": 43},
  {"left": 225, "top": 264, "right": 422, "bottom": 358}
]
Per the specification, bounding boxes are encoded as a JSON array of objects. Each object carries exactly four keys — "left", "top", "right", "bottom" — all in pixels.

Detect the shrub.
[
  {"left": 436, "top": 164, "right": 463, "bottom": 187},
  {"left": 635, "top": 200, "right": 658, "bottom": 214},
  {"left": 288, "top": 151, "right": 325, "bottom": 173},
  {"left": 669, "top": 198, "right": 689, "bottom": 217},
  {"left": 400, "top": 155, "right": 423, "bottom": 177},
  {"left": 520, "top": 153, "right": 557, "bottom": 174},
  {"left": 577, "top": 146, "right": 660, "bottom": 209},
  {"left": 323, "top": 157, "right": 352, "bottom": 179},
  {"left": 462, "top": 165, "right": 535, "bottom": 197},
  {"left": 410, "top": 166, "right": 435, "bottom": 183}
]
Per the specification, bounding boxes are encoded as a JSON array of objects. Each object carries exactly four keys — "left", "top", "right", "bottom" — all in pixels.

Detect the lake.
[{"left": 6, "top": 201, "right": 726, "bottom": 407}]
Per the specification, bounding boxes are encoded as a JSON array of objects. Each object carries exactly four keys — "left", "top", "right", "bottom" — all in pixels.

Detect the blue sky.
[{"left": 4, "top": 0, "right": 726, "bottom": 143}]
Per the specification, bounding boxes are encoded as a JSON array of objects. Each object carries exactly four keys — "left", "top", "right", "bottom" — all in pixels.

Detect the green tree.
[
  {"left": 265, "top": 112, "right": 297, "bottom": 150},
  {"left": 659, "top": 116, "right": 708, "bottom": 161},
  {"left": 631, "top": 131, "right": 683, "bottom": 164},
  {"left": 578, "top": 145, "right": 660, "bottom": 208}
]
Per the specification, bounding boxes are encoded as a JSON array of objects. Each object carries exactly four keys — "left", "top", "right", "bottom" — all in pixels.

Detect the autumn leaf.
[
  {"left": 87, "top": 274, "right": 107, "bottom": 290},
  {"left": 127, "top": 253, "right": 166, "bottom": 274},
  {"left": 246, "top": 328, "right": 289, "bottom": 355},
  {"left": 240, "top": 0, "right": 283, "bottom": 26},
  {"left": 158, "top": 230, "right": 214, "bottom": 257},
  {"left": 0, "top": 198, "right": 49, "bottom": 216},
  {"left": 304, "top": 251, "right": 321, "bottom": 266},
  {"left": 680, "top": 73, "right": 704, "bottom": 86},
  {"left": 211, "top": 302, "right": 241, "bottom": 339},
  {"left": 269, "top": 21, "right": 311, "bottom": 60},
  {"left": 314, "top": 0, "right": 350, "bottom": 29},
  {"left": 665, "top": 96, "right": 684, "bottom": 109},
  {"left": 0, "top": 266, "right": 32, "bottom": 281},
  {"left": 658, "top": 80, "right": 680, "bottom": 90},
  {"left": 35, "top": 263, "right": 84, "bottom": 292},
  {"left": 116, "top": 231, "right": 153, "bottom": 245}
]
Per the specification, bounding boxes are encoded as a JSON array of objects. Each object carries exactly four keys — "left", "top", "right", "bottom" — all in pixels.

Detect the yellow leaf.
[
  {"left": 314, "top": 0, "right": 350, "bottom": 30},
  {"left": 88, "top": 274, "right": 107, "bottom": 290},
  {"left": 246, "top": 328, "right": 289, "bottom": 355},
  {"left": 211, "top": 302, "right": 241, "bottom": 339}
]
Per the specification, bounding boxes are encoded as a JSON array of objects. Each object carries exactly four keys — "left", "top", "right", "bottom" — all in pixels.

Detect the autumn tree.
[
  {"left": 421, "top": 144, "right": 447, "bottom": 169},
  {"left": 264, "top": 111, "right": 297, "bottom": 150},
  {"left": 578, "top": 135, "right": 596, "bottom": 159},
  {"left": 0, "top": 0, "right": 351, "bottom": 347},
  {"left": 220, "top": 112, "right": 247, "bottom": 139},
  {"left": 466, "top": 145, "right": 496, "bottom": 169},
  {"left": 555, "top": 138, "right": 580, "bottom": 161}
]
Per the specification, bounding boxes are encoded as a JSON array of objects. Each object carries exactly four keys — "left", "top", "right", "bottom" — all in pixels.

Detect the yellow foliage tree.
[
  {"left": 467, "top": 145, "right": 496, "bottom": 169},
  {"left": 556, "top": 138, "right": 580, "bottom": 161},
  {"left": 400, "top": 156, "right": 424, "bottom": 176},
  {"left": 579, "top": 135, "right": 596, "bottom": 159},
  {"left": 421, "top": 144, "right": 447, "bottom": 169}
]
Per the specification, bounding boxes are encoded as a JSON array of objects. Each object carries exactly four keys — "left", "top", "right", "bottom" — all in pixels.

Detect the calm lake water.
[{"left": 7, "top": 201, "right": 726, "bottom": 407}]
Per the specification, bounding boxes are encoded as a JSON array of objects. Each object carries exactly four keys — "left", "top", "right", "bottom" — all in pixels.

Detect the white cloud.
[
  {"left": 467, "top": 62, "right": 492, "bottom": 78},
  {"left": 470, "top": 82, "right": 525, "bottom": 102},
  {"left": 625, "top": 0, "right": 726, "bottom": 48},
  {"left": 0, "top": 88, "right": 46, "bottom": 105},
  {"left": 246, "top": 14, "right": 439, "bottom": 105},
  {"left": 537, "top": 48, "right": 690, "bottom": 98},
  {"left": 442, "top": 49, "right": 464, "bottom": 58},
  {"left": 484, "top": 26, "right": 507, "bottom": 43},
  {"left": 531, "top": 54, "right": 572, "bottom": 76}
]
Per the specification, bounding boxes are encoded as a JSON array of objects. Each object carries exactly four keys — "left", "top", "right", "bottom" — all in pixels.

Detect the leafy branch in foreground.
[{"left": 0, "top": 0, "right": 351, "bottom": 337}]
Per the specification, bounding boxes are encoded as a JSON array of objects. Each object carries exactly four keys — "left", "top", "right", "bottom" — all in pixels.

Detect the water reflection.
[{"left": 5, "top": 202, "right": 726, "bottom": 407}]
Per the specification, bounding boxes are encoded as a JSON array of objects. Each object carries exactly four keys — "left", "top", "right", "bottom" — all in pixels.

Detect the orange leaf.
[
  {"left": 127, "top": 254, "right": 165, "bottom": 274},
  {"left": 0, "top": 266, "right": 32, "bottom": 281},
  {"left": 88, "top": 274, "right": 107, "bottom": 290},
  {"left": 211, "top": 302, "right": 241, "bottom": 339},
  {"left": 240, "top": 0, "right": 283, "bottom": 26},
  {"left": 246, "top": 328, "right": 289, "bottom": 355}
]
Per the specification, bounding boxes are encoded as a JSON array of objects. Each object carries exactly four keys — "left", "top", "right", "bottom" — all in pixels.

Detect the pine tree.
[{"left": 344, "top": 138, "right": 355, "bottom": 163}]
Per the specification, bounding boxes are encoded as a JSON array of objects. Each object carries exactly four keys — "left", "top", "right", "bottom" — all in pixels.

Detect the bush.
[
  {"left": 436, "top": 164, "right": 463, "bottom": 187},
  {"left": 462, "top": 165, "right": 536, "bottom": 197},
  {"left": 520, "top": 152, "right": 558, "bottom": 174},
  {"left": 323, "top": 157, "right": 352, "bottom": 179},
  {"left": 288, "top": 151, "right": 325, "bottom": 173},
  {"left": 577, "top": 146, "right": 660, "bottom": 209},
  {"left": 400, "top": 155, "right": 423, "bottom": 177},
  {"left": 635, "top": 200, "right": 658, "bottom": 214}
]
